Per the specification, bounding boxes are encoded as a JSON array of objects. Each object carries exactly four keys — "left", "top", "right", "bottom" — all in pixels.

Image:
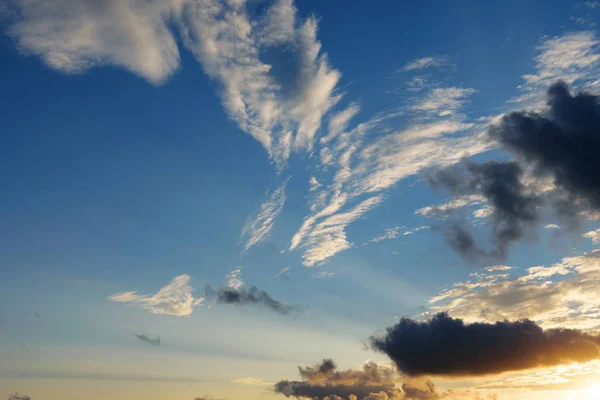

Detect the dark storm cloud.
[
  {"left": 370, "top": 312, "right": 600, "bottom": 377},
  {"left": 134, "top": 333, "right": 161, "bottom": 347},
  {"left": 489, "top": 81, "right": 600, "bottom": 209},
  {"left": 204, "top": 284, "right": 299, "bottom": 316},
  {"left": 425, "top": 81, "right": 600, "bottom": 261},
  {"left": 428, "top": 160, "right": 541, "bottom": 262}
]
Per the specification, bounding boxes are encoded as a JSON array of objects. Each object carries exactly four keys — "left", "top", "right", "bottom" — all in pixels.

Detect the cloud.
[
  {"left": 291, "top": 115, "right": 489, "bottom": 266},
  {"left": 370, "top": 312, "right": 600, "bottom": 377},
  {"left": 585, "top": 1, "right": 600, "bottom": 9},
  {"left": 109, "top": 274, "right": 204, "bottom": 317},
  {"left": 369, "top": 226, "right": 404, "bottom": 244},
  {"left": 4, "top": 0, "right": 341, "bottom": 166},
  {"left": 276, "top": 266, "right": 292, "bottom": 280},
  {"left": 193, "top": 396, "right": 227, "bottom": 400},
  {"left": 309, "top": 176, "right": 322, "bottom": 192},
  {"left": 4, "top": 0, "right": 183, "bottom": 84},
  {"left": 415, "top": 195, "right": 485, "bottom": 219},
  {"left": 241, "top": 177, "right": 289, "bottom": 254},
  {"left": 545, "top": 224, "right": 561, "bottom": 229},
  {"left": 274, "top": 359, "right": 495, "bottom": 400},
  {"left": 232, "top": 377, "right": 274, "bottom": 386},
  {"left": 204, "top": 270, "right": 298, "bottom": 315},
  {"left": 134, "top": 333, "right": 161, "bottom": 347},
  {"left": 401, "top": 56, "right": 450, "bottom": 72},
  {"left": 402, "top": 226, "right": 429, "bottom": 236},
  {"left": 274, "top": 359, "right": 400, "bottom": 400},
  {"left": 490, "top": 81, "right": 600, "bottom": 210},
  {"left": 411, "top": 87, "right": 477, "bottom": 117},
  {"left": 584, "top": 228, "right": 600, "bottom": 243},
  {"left": 512, "top": 31, "right": 600, "bottom": 106},
  {"left": 423, "top": 81, "right": 600, "bottom": 261},
  {"left": 427, "top": 251, "right": 600, "bottom": 330},
  {"left": 427, "top": 160, "right": 542, "bottom": 262},
  {"left": 8, "top": 394, "right": 31, "bottom": 400}
]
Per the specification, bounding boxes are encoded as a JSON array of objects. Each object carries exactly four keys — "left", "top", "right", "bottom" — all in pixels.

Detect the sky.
[{"left": 2, "top": 0, "right": 600, "bottom": 399}]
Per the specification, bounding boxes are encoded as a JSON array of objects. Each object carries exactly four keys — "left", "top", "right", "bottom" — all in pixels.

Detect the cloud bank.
[{"left": 370, "top": 312, "right": 600, "bottom": 377}]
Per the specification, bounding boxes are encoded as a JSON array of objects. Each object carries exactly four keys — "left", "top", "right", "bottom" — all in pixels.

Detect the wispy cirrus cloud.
[
  {"left": 369, "top": 226, "right": 404, "bottom": 244},
  {"left": 241, "top": 177, "right": 289, "bottom": 254},
  {"left": 4, "top": 0, "right": 342, "bottom": 167},
  {"left": 109, "top": 274, "right": 204, "bottom": 317},
  {"left": 411, "top": 87, "right": 477, "bottom": 117},
  {"left": 401, "top": 55, "right": 450, "bottom": 72},
  {"left": 512, "top": 31, "right": 600, "bottom": 106}
]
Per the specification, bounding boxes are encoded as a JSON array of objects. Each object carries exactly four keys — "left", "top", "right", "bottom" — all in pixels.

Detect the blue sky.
[{"left": 2, "top": 1, "right": 600, "bottom": 399}]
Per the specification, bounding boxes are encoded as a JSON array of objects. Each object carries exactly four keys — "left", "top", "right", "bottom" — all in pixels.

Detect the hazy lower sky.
[{"left": 2, "top": 1, "right": 600, "bottom": 399}]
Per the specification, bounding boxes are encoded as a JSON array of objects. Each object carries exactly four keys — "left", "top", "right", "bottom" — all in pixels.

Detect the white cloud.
[
  {"left": 241, "top": 177, "right": 289, "bottom": 254},
  {"left": 232, "top": 377, "right": 274, "bottom": 386},
  {"left": 225, "top": 269, "right": 244, "bottom": 290},
  {"left": 369, "top": 226, "right": 404, "bottom": 243},
  {"left": 427, "top": 251, "right": 600, "bottom": 330},
  {"left": 512, "top": 31, "right": 600, "bottom": 106},
  {"left": 401, "top": 55, "right": 450, "bottom": 72},
  {"left": 584, "top": 228, "right": 600, "bottom": 244},
  {"left": 416, "top": 195, "right": 485, "bottom": 218},
  {"left": 322, "top": 103, "right": 360, "bottom": 144},
  {"left": 6, "top": 0, "right": 341, "bottom": 167},
  {"left": 290, "top": 91, "right": 490, "bottom": 266},
  {"left": 403, "top": 226, "right": 429, "bottom": 236},
  {"left": 308, "top": 176, "right": 321, "bottom": 192},
  {"left": 411, "top": 87, "right": 477, "bottom": 117},
  {"left": 291, "top": 195, "right": 384, "bottom": 266},
  {"left": 6, "top": 0, "right": 184, "bottom": 84},
  {"left": 545, "top": 224, "right": 561, "bottom": 229},
  {"left": 109, "top": 274, "right": 204, "bottom": 317}
]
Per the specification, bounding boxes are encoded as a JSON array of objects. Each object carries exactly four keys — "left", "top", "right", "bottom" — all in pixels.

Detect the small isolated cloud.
[
  {"left": 416, "top": 195, "right": 485, "bottom": 219},
  {"left": 311, "top": 272, "right": 335, "bottom": 279},
  {"left": 193, "top": 396, "right": 227, "bottom": 400},
  {"left": 403, "top": 226, "right": 429, "bottom": 236},
  {"left": 545, "top": 224, "right": 561, "bottom": 229},
  {"left": 109, "top": 274, "right": 204, "bottom": 317},
  {"left": 411, "top": 87, "right": 477, "bottom": 117},
  {"left": 241, "top": 178, "right": 290, "bottom": 254},
  {"left": 584, "top": 228, "right": 600, "bottom": 243},
  {"left": 370, "top": 312, "right": 600, "bottom": 377},
  {"left": 134, "top": 333, "right": 161, "bottom": 347},
  {"left": 205, "top": 270, "right": 298, "bottom": 315},
  {"left": 276, "top": 266, "right": 292, "bottom": 280},
  {"left": 232, "top": 377, "right": 274, "bottom": 386},
  {"left": 401, "top": 56, "right": 450, "bottom": 72},
  {"left": 369, "top": 226, "right": 404, "bottom": 243},
  {"left": 9, "top": 394, "right": 31, "bottom": 400}
]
